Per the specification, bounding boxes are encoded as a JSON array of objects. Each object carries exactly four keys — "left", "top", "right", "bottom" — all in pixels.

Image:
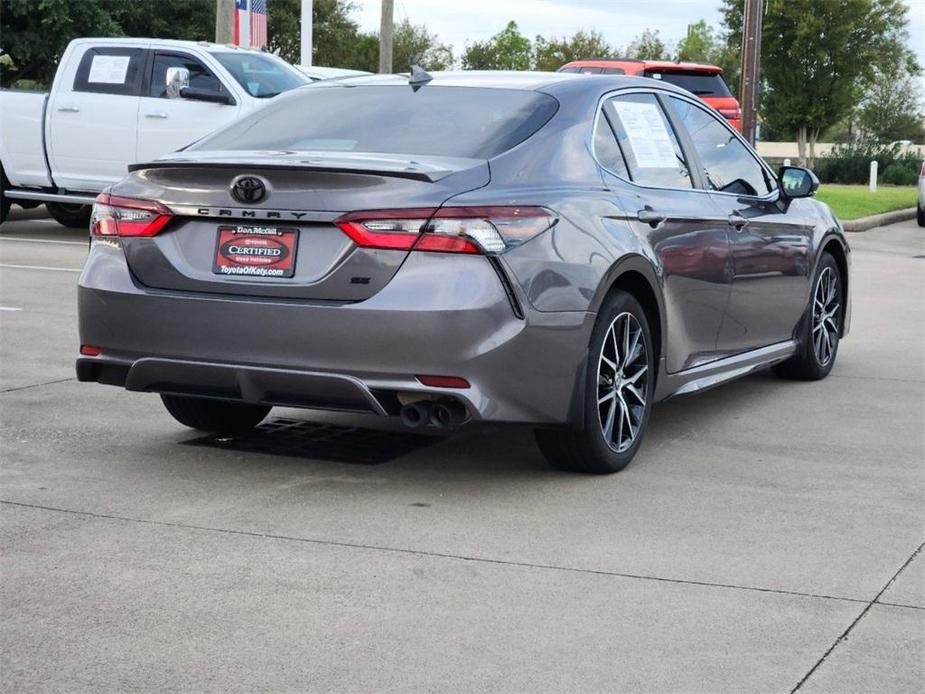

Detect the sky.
[{"left": 353, "top": 0, "right": 925, "bottom": 78}]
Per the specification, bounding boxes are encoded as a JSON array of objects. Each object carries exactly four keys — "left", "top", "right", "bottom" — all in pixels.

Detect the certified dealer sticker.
[{"left": 212, "top": 225, "right": 299, "bottom": 278}]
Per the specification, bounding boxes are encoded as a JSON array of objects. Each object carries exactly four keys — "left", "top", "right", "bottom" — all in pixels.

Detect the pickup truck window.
[
  {"left": 74, "top": 47, "right": 145, "bottom": 96},
  {"left": 212, "top": 52, "right": 307, "bottom": 98},
  {"left": 149, "top": 53, "right": 223, "bottom": 98}
]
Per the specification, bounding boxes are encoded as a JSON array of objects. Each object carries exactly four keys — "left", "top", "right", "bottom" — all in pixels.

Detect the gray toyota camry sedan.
[{"left": 77, "top": 71, "right": 850, "bottom": 473}]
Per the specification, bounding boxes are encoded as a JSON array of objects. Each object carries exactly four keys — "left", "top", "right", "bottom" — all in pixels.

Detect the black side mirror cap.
[
  {"left": 778, "top": 166, "right": 819, "bottom": 199},
  {"left": 179, "top": 87, "right": 235, "bottom": 106}
]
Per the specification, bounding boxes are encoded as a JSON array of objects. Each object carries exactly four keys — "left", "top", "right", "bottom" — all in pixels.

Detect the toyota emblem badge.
[{"left": 231, "top": 176, "right": 268, "bottom": 204}]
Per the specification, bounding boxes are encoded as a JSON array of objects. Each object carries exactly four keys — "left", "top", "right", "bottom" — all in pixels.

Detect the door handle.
[
  {"left": 144, "top": 112, "right": 168, "bottom": 119},
  {"left": 637, "top": 207, "right": 666, "bottom": 227},
  {"left": 728, "top": 213, "right": 750, "bottom": 231},
  {"left": 56, "top": 106, "right": 79, "bottom": 113}
]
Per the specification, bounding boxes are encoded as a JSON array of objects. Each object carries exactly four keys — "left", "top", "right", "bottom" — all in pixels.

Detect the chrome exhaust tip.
[
  {"left": 400, "top": 402, "right": 432, "bottom": 429},
  {"left": 429, "top": 400, "right": 468, "bottom": 429}
]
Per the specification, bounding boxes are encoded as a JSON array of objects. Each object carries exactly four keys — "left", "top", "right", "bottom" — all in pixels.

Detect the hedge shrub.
[{"left": 813, "top": 142, "right": 922, "bottom": 185}]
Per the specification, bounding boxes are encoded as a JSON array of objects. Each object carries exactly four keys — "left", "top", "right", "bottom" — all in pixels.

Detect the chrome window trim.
[{"left": 591, "top": 86, "right": 780, "bottom": 204}]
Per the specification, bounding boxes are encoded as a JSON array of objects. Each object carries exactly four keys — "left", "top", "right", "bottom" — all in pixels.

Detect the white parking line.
[
  {"left": 0, "top": 306, "right": 23, "bottom": 312},
  {"left": 0, "top": 236, "right": 87, "bottom": 246},
  {"left": 0, "top": 263, "right": 82, "bottom": 273}
]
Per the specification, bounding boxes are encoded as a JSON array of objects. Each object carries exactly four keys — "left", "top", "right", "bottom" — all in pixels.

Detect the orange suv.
[{"left": 558, "top": 59, "right": 742, "bottom": 132}]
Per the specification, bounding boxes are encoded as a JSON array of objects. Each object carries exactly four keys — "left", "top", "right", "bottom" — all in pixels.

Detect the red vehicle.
[{"left": 558, "top": 59, "right": 742, "bottom": 132}]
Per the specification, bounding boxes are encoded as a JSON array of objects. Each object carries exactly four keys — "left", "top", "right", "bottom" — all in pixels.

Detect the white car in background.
[
  {"left": 0, "top": 38, "right": 309, "bottom": 227},
  {"left": 918, "top": 161, "right": 924, "bottom": 227},
  {"left": 296, "top": 65, "right": 371, "bottom": 81}
]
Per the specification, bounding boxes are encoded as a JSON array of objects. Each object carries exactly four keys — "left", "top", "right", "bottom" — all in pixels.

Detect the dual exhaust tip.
[{"left": 400, "top": 399, "right": 468, "bottom": 430}]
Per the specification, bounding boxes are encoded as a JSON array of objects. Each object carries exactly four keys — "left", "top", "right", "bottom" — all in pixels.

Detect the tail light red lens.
[
  {"left": 717, "top": 107, "right": 742, "bottom": 121},
  {"left": 90, "top": 194, "right": 173, "bottom": 237},
  {"left": 79, "top": 345, "right": 102, "bottom": 356},
  {"left": 416, "top": 375, "right": 471, "bottom": 388},
  {"left": 335, "top": 206, "right": 556, "bottom": 255}
]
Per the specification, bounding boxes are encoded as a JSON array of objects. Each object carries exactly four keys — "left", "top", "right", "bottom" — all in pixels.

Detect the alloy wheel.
[
  {"left": 812, "top": 266, "right": 840, "bottom": 366},
  {"left": 596, "top": 312, "right": 649, "bottom": 453}
]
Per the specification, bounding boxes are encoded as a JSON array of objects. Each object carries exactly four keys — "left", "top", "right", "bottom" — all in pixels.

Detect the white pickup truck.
[{"left": 1, "top": 37, "right": 309, "bottom": 227}]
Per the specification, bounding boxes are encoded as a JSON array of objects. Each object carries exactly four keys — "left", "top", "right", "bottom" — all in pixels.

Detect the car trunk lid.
[{"left": 113, "top": 151, "right": 490, "bottom": 302}]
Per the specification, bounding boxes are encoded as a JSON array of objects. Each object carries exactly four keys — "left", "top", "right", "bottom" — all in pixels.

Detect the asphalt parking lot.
[{"left": 1, "top": 207, "right": 923, "bottom": 692}]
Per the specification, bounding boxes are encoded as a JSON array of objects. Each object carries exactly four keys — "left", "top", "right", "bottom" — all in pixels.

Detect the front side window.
[
  {"left": 603, "top": 93, "right": 692, "bottom": 189},
  {"left": 212, "top": 52, "right": 308, "bottom": 98},
  {"left": 668, "top": 96, "right": 773, "bottom": 196},
  {"left": 149, "top": 53, "right": 222, "bottom": 98}
]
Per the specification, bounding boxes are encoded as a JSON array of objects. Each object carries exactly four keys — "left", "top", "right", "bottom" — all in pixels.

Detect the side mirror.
[
  {"left": 165, "top": 67, "right": 190, "bottom": 99},
  {"left": 177, "top": 87, "right": 234, "bottom": 105},
  {"left": 778, "top": 166, "right": 819, "bottom": 199}
]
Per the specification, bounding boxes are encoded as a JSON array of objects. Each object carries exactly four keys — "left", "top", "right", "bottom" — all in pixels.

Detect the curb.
[{"left": 842, "top": 207, "right": 917, "bottom": 233}]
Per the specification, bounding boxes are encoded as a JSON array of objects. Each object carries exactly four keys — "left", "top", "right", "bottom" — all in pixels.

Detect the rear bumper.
[{"left": 77, "top": 242, "right": 595, "bottom": 424}]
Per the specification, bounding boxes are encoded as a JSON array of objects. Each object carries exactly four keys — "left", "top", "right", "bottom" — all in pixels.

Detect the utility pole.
[
  {"left": 378, "top": 0, "right": 394, "bottom": 74},
  {"left": 215, "top": 0, "right": 234, "bottom": 44},
  {"left": 300, "top": 0, "right": 313, "bottom": 66},
  {"left": 739, "top": 0, "right": 763, "bottom": 146}
]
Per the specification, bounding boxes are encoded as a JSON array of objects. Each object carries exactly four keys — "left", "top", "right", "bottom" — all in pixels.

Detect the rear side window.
[
  {"left": 601, "top": 93, "right": 692, "bottom": 189},
  {"left": 594, "top": 115, "right": 629, "bottom": 179},
  {"left": 645, "top": 70, "right": 732, "bottom": 97},
  {"left": 149, "top": 52, "right": 223, "bottom": 98},
  {"left": 194, "top": 86, "right": 559, "bottom": 159},
  {"left": 668, "top": 96, "right": 773, "bottom": 196},
  {"left": 73, "top": 47, "right": 145, "bottom": 96}
]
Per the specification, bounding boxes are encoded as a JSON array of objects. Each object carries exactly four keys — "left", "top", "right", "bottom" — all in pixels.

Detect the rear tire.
[
  {"left": 917, "top": 204, "right": 924, "bottom": 227},
  {"left": 46, "top": 202, "right": 91, "bottom": 229},
  {"left": 772, "top": 252, "right": 843, "bottom": 381},
  {"left": 0, "top": 165, "right": 9, "bottom": 224},
  {"left": 535, "top": 290, "right": 655, "bottom": 474},
  {"left": 160, "top": 394, "right": 271, "bottom": 433}
]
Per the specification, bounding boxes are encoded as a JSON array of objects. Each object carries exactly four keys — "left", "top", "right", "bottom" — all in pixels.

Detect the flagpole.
[{"left": 301, "top": 0, "right": 313, "bottom": 66}]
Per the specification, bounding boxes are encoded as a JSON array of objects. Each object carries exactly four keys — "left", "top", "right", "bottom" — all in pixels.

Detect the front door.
[{"left": 136, "top": 51, "right": 242, "bottom": 163}]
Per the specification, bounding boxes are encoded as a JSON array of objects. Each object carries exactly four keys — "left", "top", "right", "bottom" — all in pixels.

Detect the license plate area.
[{"left": 212, "top": 225, "right": 299, "bottom": 278}]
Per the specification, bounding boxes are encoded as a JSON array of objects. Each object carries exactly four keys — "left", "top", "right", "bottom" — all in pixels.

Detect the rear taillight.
[
  {"left": 717, "top": 107, "right": 742, "bottom": 121},
  {"left": 90, "top": 194, "right": 173, "bottom": 237},
  {"left": 335, "top": 206, "right": 556, "bottom": 255}
]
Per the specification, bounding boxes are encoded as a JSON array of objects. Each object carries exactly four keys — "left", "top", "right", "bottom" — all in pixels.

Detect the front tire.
[
  {"left": 917, "top": 204, "right": 924, "bottom": 228},
  {"left": 0, "top": 165, "right": 10, "bottom": 224},
  {"left": 773, "top": 252, "right": 843, "bottom": 381},
  {"left": 535, "top": 290, "right": 655, "bottom": 474},
  {"left": 46, "top": 202, "right": 92, "bottom": 229},
  {"left": 160, "top": 394, "right": 271, "bottom": 433}
]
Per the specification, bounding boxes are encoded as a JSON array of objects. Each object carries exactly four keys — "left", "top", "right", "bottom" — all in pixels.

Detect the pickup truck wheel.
[
  {"left": 0, "top": 166, "right": 9, "bottom": 224},
  {"left": 46, "top": 202, "right": 92, "bottom": 229}
]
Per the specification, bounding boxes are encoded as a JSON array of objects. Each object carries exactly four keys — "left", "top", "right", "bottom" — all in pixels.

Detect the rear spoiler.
[{"left": 128, "top": 151, "right": 486, "bottom": 183}]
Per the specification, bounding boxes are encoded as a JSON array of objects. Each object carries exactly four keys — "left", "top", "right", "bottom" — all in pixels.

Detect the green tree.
[
  {"left": 269, "top": 0, "right": 365, "bottom": 68},
  {"left": 533, "top": 29, "right": 614, "bottom": 71},
  {"left": 462, "top": 21, "right": 532, "bottom": 70},
  {"left": 391, "top": 19, "right": 454, "bottom": 72},
  {"left": 856, "top": 62, "right": 925, "bottom": 143},
  {"left": 0, "top": 0, "right": 214, "bottom": 88},
  {"left": 676, "top": 20, "right": 715, "bottom": 63},
  {"left": 721, "top": 0, "right": 916, "bottom": 167},
  {"left": 626, "top": 29, "right": 667, "bottom": 60}
]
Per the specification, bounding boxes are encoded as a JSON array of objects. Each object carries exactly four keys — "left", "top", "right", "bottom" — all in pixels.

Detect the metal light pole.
[
  {"left": 739, "top": 0, "right": 764, "bottom": 145},
  {"left": 378, "top": 0, "right": 394, "bottom": 74},
  {"left": 300, "top": 0, "right": 313, "bottom": 66}
]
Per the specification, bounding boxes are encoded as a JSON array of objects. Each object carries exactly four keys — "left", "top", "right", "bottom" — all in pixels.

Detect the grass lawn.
[{"left": 815, "top": 184, "right": 918, "bottom": 220}]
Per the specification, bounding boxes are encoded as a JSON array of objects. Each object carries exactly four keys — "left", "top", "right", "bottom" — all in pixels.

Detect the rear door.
[
  {"left": 46, "top": 44, "right": 145, "bottom": 191},
  {"left": 665, "top": 95, "right": 813, "bottom": 353},
  {"left": 136, "top": 51, "right": 243, "bottom": 161},
  {"left": 596, "top": 91, "right": 733, "bottom": 373}
]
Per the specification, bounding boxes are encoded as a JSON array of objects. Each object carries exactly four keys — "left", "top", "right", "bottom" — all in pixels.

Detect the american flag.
[
  {"left": 233, "top": 0, "right": 268, "bottom": 49},
  {"left": 250, "top": 0, "right": 268, "bottom": 49}
]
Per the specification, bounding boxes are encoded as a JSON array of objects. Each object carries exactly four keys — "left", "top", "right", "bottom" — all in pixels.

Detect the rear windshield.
[
  {"left": 644, "top": 70, "right": 732, "bottom": 97},
  {"left": 192, "top": 85, "right": 559, "bottom": 159}
]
